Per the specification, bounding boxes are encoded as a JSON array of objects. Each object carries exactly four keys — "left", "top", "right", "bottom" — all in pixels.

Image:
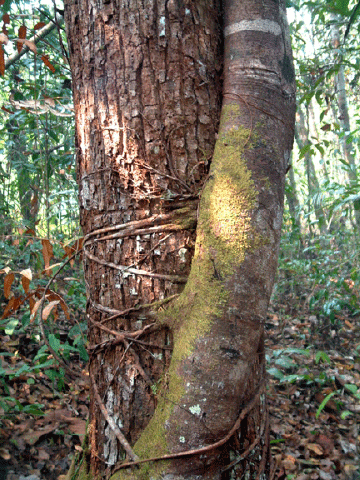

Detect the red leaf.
[
  {"left": 4, "top": 272, "right": 14, "bottom": 299},
  {"left": 2, "top": 106, "right": 14, "bottom": 114},
  {"left": 1, "top": 297, "right": 15, "bottom": 319},
  {"left": 0, "top": 45, "right": 4, "bottom": 76},
  {"left": 17, "top": 25, "right": 27, "bottom": 53},
  {"left": 1, "top": 296, "right": 24, "bottom": 319},
  {"left": 18, "top": 24, "right": 26, "bottom": 39},
  {"left": 41, "top": 55, "right": 55, "bottom": 73},
  {"left": 20, "top": 269, "right": 32, "bottom": 294},
  {"left": 41, "top": 239, "right": 54, "bottom": 276},
  {"left": 34, "top": 22, "right": 46, "bottom": 30},
  {"left": 59, "top": 298, "right": 70, "bottom": 320},
  {"left": 42, "top": 300, "right": 60, "bottom": 320},
  {"left": 30, "top": 298, "right": 42, "bottom": 322}
]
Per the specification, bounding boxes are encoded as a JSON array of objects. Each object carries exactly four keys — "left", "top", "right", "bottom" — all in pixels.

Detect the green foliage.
[
  {"left": 267, "top": 346, "right": 360, "bottom": 419},
  {"left": 0, "top": 231, "right": 87, "bottom": 416},
  {"left": 0, "top": 1, "right": 77, "bottom": 235},
  {"left": 0, "top": 0, "right": 85, "bottom": 418}
]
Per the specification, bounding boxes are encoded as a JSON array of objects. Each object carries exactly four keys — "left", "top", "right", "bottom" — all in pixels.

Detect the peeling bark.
[{"left": 64, "top": 0, "right": 296, "bottom": 478}]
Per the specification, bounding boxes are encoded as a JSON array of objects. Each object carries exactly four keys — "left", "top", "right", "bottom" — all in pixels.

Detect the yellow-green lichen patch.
[
  {"left": 198, "top": 104, "right": 262, "bottom": 274},
  {"left": 209, "top": 174, "right": 254, "bottom": 255},
  {"left": 168, "top": 250, "right": 226, "bottom": 361},
  {"left": 159, "top": 103, "right": 259, "bottom": 363}
]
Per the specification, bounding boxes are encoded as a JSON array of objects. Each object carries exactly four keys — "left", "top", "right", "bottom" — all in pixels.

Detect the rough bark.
[{"left": 64, "top": 0, "right": 296, "bottom": 478}]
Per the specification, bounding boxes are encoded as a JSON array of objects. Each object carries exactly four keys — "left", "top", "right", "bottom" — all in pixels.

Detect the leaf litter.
[{"left": 0, "top": 290, "right": 359, "bottom": 479}]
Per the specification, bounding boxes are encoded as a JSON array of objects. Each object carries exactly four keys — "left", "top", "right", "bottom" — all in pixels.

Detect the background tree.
[
  {"left": 287, "top": 0, "right": 360, "bottom": 237},
  {"left": 0, "top": 8, "right": 75, "bottom": 236},
  {"left": 64, "top": 0, "right": 296, "bottom": 478}
]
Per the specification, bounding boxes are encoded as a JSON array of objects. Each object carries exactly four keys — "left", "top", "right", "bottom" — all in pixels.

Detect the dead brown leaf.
[{"left": 306, "top": 443, "right": 324, "bottom": 456}]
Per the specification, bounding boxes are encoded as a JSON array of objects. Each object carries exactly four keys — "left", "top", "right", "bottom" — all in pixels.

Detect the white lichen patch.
[
  {"left": 136, "top": 235, "right": 145, "bottom": 253},
  {"left": 178, "top": 247, "right": 187, "bottom": 263},
  {"left": 152, "top": 352, "right": 163, "bottom": 360},
  {"left": 159, "top": 16, "right": 166, "bottom": 37},
  {"left": 179, "top": 436, "right": 186, "bottom": 444},
  {"left": 79, "top": 178, "right": 90, "bottom": 209},
  {"left": 106, "top": 387, "right": 114, "bottom": 411},
  {"left": 189, "top": 404, "right": 201, "bottom": 416}
]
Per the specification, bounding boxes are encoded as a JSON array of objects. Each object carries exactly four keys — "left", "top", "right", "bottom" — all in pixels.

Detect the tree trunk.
[
  {"left": 295, "top": 107, "right": 327, "bottom": 235},
  {"left": 308, "top": 101, "right": 329, "bottom": 184},
  {"left": 285, "top": 162, "right": 303, "bottom": 241},
  {"left": 331, "top": 14, "right": 360, "bottom": 229},
  {"left": 64, "top": 0, "right": 296, "bottom": 479},
  {"left": 7, "top": 119, "right": 41, "bottom": 231}
]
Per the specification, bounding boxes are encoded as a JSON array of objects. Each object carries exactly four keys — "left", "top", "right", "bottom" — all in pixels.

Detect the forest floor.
[
  {"left": 0, "top": 299, "right": 359, "bottom": 480},
  {"left": 266, "top": 300, "right": 360, "bottom": 480}
]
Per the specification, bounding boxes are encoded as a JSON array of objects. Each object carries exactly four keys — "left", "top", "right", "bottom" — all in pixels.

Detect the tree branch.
[{"left": 5, "top": 19, "right": 63, "bottom": 70}]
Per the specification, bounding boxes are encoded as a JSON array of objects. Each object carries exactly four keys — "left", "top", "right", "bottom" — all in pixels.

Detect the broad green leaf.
[
  {"left": 275, "top": 356, "right": 295, "bottom": 369},
  {"left": 316, "top": 391, "right": 338, "bottom": 419},
  {"left": 330, "top": 0, "right": 350, "bottom": 15},
  {"left": 22, "top": 404, "right": 44, "bottom": 415},
  {"left": 5, "top": 317, "right": 19, "bottom": 335},
  {"left": 14, "top": 364, "right": 31, "bottom": 377},
  {"left": 314, "top": 143, "right": 325, "bottom": 155},
  {"left": 299, "top": 143, "right": 312, "bottom": 159},
  {"left": 48, "top": 333, "right": 61, "bottom": 353},
  {"left": 345, "top": 384, "right": 358, "bottom": 394},
  {"left": 315, "top": 351, "right": 331, "bottom": 364},
  {"left": 267, "top": 368, "right": 284, "bottom": 380},
  {"left": 283, "top": 348, "right": 311, "bottom": 356}
]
